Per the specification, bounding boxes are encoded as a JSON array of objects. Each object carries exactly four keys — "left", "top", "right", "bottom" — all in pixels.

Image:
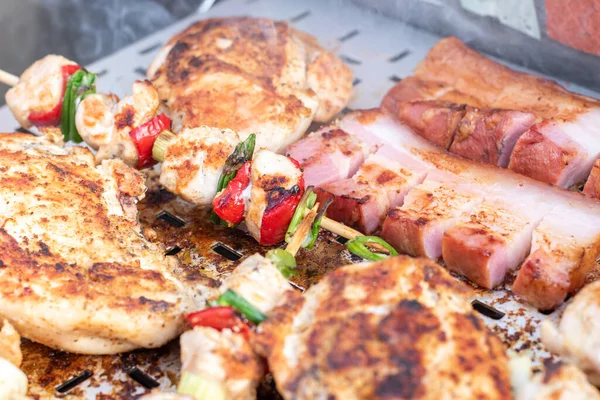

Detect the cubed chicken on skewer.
[
  {"left": 147, "top": 17, "right": 353, "bottom": 152},
  {"left": 0, "top": 133, "right": 197, "bottom": 354},
  {"left": 254, "top": 256, "right": 512, "bottom": 400},
  {"left": 5, "top": 55, "right": 80, "bottom": 131},
  {"left": 75, "top": 80, "right": 166, "bottom": 167},
  {"left": 245, "top": 150, "right": 304, "bottom": 245},
  {"left": 145, "top": 254, "right": 293, "bottom": 400},
  {"left": 159, "top": 126, "right": 242, "bottom": 206}
]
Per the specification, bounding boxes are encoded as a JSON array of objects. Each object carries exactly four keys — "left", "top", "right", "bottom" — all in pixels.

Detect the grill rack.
[{"left": 1, "top": 0, "right": 599, "bottom": 397}]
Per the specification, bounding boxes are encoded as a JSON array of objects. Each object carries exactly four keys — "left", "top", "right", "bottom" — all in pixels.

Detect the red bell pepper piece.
[
  {"left": 28, "top": 64, "right": 82, "bottom": 126},
  {"left": 186, "top": 306, "right": 250, "bottom": 339},
  {"left": 259, "top": 158, "right": 304, "bottom": 245},
  {"left": 212, "top": 161, "right": 252, "bottom": 226},
  {"left": 129, "top": 113, "right": 171, "bottom": 169}
]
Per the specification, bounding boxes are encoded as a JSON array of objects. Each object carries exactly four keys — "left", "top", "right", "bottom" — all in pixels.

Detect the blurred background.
[{"left": 0, "top": 0, "right": 599, "bottom": 104}]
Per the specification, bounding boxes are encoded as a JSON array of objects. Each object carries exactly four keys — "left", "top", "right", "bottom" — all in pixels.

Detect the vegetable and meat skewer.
[
  {"left": 1, "top": 58, "right": 396, "bottom": 258},
  {"left": 1, "top": 57, "right": 170, "bottom": 168}
]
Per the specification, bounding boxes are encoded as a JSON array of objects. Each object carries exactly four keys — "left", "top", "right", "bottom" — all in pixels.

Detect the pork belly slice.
[
  {"left": 512, "top": 200, "right": 600, "bottom": 310},
  {"left": 316, "top": 153, "right": 428, "bottom": 234},
  {"left": 508, "top": 115, "right": 600, "bottom": 188},
  {"left": 442, "top": 186, "right": 555, "bottom": 289},
  {"left": 381, "top": 76, "right": 485, "bottom": 115},
  {"left": 382, "top": 173, "right": 484, "bottom": 259},
  {"left": 415, "top": 37, "right": 600, "bottom": 188},
  {"left": 398, "top": 101, "right": 536, "bottom": 167},
  {"left": 285, "top": 126, "right": 371, "bottom": 188},
  {"left": 451, "top": 108, "right": 536, "bottom": 168},
  {"left": 397, "top": 100, "right": 466, "bottom": 149},
  {"left": 583, "top": 159, "right": 600, "bottom": 199}
]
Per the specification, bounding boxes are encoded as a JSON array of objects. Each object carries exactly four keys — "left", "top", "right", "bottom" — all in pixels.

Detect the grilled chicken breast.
[
  {"left": 254, "top": 256, "right": 512, "bottom": 400},
  {"left": 0, "top": 134, "right": 196, "bottom": 354},
  {"left": 148, "top": 17, "right": 352, "bottom": 152}
]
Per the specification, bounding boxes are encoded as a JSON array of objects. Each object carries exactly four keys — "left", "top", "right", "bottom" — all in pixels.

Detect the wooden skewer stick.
[
  {"left": 0, "top": 69, "right": 19, "bottom": 87},
  {"left": 285, "top": 203, "right": 319, "bottom": 257},
  {"left": 303, "top": 209, "right": 390, "bottom": 254}
]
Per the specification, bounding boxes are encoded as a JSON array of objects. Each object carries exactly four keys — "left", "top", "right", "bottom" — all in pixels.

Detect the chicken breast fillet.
[
  {"left": 0, "top": 134, "right": 196, "bottom": 354},
  {"left": 254, "top": 255, "right": 512, "bottom": 400},
  {"left": 148, "top": 17, "right": 352, "bottom": 152}
]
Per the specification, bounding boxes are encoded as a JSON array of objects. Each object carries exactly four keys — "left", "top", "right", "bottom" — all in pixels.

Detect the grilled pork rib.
[
  {"left": 0, "top": 134, "right": 196, "bottom": 354},
  {"left": 254, "top": 256, "right": 512, "bottom": 400},
  {"left": 148, "top": 17, "right": 352, "bottom": 152}
]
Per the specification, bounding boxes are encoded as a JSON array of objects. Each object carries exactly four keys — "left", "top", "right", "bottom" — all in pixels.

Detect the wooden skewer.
[
  {"left": 304, "top": 209, "right": 390, "bottom": 254},
  {"left": 285, "top": 203, "right": 319, "bottom": 257},
  {"left": 0, "top": 69, "right": 19, "bottom": 87}
]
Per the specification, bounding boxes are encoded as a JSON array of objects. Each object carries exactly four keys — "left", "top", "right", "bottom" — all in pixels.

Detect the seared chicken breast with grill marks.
[
  {"left": 0, "top": 134, "right": 197, "bottom": 354},
  {"left": 148, "top": 17, "right": 352, "bottom": 152},
  {"left": 254, "top": 255, "right": 512, "bottom": 400}
]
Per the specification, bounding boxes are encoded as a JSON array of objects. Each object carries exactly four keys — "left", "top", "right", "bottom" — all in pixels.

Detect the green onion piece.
[
  {"left": 346, "top": 235, "right": 399, "bottom": 261},
  {"left": 177, "top": 371, "right": 226, "bottom": 400},
  {"left": 216, "top": 289, "right": 266, "bottom": 325},
  {"left": 211, "top": 134, "right": 256, "bottom": 226},
  {"left": 305, "top": 198, "right": 332, "bottom": 249},
  {"left": 285, "top": 187, "right": 317, "bottom": 244},
  {"left": 266, "top": 248, "right": 298, "bottom": 279}
]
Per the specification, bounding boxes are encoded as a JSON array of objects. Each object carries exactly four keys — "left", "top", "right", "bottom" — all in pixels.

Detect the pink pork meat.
[
  {"left": 285, "top": 126, "right": 371, "bottom": 188},
  {"left": 381, "top": 172, "right": 484, "bottom": 259},
  {"left": 414, "top": 37, "right": 600, "bottom": 189},
  {"left": 513, "top": 199, "right": 600, "bottom": 310},
  {"left": 583, "top": 159, "right": 600, "bottom": 199},
  {"left": 340, "top": 109, "right": 600, "bottom": 302},
  {"left": 315, "top": 152, "right": 428, "bottom": 234}
]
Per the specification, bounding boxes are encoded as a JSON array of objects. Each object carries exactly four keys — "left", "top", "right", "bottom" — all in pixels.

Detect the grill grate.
[{"left": 3, "top": 0, "right": 598, "bottom": 397}]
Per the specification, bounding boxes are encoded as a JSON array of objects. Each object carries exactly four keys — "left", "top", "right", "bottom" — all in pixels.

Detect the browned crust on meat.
[{"left": 255, "top": 256, "right": 511, "bottom": 400}]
